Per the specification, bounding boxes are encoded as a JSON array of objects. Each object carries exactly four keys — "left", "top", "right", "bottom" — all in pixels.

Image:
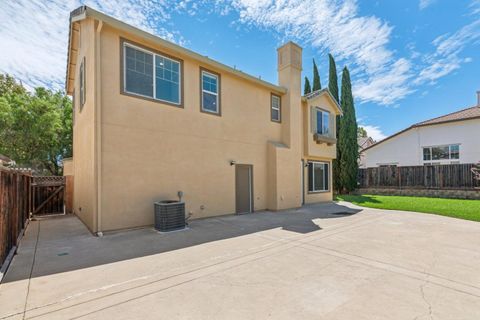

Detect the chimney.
[
  {"left": 477, "top": 91, "right": 480, "bottom": 107},
  {"left": 277, "top": 42, "right": 302, "bottom": 147}
]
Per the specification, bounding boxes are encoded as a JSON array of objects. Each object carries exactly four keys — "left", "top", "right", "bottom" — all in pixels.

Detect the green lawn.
[{"left": 335, "top": 194, "right": 480, "bottom": 222}]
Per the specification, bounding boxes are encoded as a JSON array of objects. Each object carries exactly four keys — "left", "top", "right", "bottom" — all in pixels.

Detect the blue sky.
[{"left": 1, "top": 0, "right": 479, "bottom": 140}]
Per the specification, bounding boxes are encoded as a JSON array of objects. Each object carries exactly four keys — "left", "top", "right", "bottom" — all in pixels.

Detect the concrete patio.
[{"left": 0, "top": 202, "right": 479, "bottom": 319}]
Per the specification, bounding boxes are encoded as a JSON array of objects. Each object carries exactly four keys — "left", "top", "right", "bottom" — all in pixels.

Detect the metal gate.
[{"left": 31, "top": 176, "right": 65, "bottom": 216}]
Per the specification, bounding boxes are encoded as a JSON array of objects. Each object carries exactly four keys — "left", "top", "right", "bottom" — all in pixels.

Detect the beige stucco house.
[{"left": 66, "top": 6, "right": 342, "bottom": 234}]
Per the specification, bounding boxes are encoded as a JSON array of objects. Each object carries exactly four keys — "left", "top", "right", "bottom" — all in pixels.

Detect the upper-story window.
[
  {"left": 271, "top": 94, "right": 281, "bottom": 122},
  {"left": 316, "top": 108, "right": 330, "bottom": 136},
  {"left": 423, "top": 144, "right": 460, "bottom": 161},
  {"left": 201, "top": 69, "right": 220, "bottom": 115},
  {"left": 123, "top": 42, "right": 181, "bottom": 106}
]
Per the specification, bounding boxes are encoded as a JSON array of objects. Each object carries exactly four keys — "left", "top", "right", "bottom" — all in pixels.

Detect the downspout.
[{"left": 95, "top": 20, "right": 103, "bottom": 236}]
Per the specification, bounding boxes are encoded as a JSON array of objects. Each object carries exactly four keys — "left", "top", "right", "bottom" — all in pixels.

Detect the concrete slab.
[{"left": 0, "top": 202, "right": 479, "bottom": 319}]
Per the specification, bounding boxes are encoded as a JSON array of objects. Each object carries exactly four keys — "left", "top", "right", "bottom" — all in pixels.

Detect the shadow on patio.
[{"left": 3, "top": 201, "right": 361, "bottom": 283}]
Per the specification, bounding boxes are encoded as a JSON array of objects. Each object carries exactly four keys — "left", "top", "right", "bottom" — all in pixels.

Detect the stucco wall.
[
  {"left": 70, "top": 20, "right": 339, "bottom": 232},
  {"left": 72, "top": 18, "right": 97, "bottom": 231},
  {"left": 98, "top": 25, "right": 290, "bottom": 231},
  {"left": 364, "top": 118, "right": 480, "bottom": 167}
]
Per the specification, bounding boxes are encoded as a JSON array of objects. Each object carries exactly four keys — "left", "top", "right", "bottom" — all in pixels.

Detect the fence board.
[
  {"left": 358, "top": 163, "right": 479, "bottom": 190},
  {"left": 0, "top": 168, "right": 31, "bottom": 268}
]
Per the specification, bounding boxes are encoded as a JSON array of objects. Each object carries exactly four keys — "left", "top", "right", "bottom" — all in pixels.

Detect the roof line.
[
  {"left": 302, "top": 88, "right": 343, "bottom": 114},
  {"left": 414, "top": 105, "right": 479, "bottom": 126},
  {"left": 362, "top": 113, "right": 480, "bottom": 152},
  {"left": 66, "top": 6, "right": 287, "bottom": 94}
]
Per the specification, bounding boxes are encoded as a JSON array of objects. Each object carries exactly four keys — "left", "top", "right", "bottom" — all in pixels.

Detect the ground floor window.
[{"left": 308, "top": 161, "right": 329, "bottom": 192}]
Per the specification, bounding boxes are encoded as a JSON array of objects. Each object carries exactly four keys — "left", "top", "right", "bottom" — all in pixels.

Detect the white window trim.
[
  {"left": 422, "top": 144, "right": 460, "bottom": 162},
  {"left": 201, "top": 71, "right": 219, "bottom": 114},
  {"left": 271, "top": 94, "right": 281, "bottom": 122},
  {"left": 308, "top": 161, "right": 329, "bottom": 193},
  {"left": 123, "top": 42, "right": 182, "bottom": 105}
]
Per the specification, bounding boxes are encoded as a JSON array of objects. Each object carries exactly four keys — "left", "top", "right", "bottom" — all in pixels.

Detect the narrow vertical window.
[
  {"left": 72, "top": 90, "right": 76, "bottom": 125},
  {"left": 271, "top": 94, "right": 281, "bottom": 122},
  {"left": 315, "top": 108, "right": 330, "bottom": 135},
  {"left": 200, "top": 69, "right": 220, "bottom": 114},
  {"left": 80, "top": 57, "right": 86, "bottom": 109}
]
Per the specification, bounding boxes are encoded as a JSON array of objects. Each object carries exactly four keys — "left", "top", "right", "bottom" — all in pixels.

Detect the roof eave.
[
  {"left": 302, "top": 88, "right": 343, "bottom": 115},
  {"left": 66, "top": 6, "right": 287, "bottom": 95}
]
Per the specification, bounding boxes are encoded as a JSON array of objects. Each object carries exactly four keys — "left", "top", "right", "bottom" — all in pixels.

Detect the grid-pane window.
[
  {"left": 201, "top": 71, "right": 219, "bottom": 113},
  {"left": 125, "top": 46, "right": 153, "bottom": 98},
  {"left": 308, "top": 161, "right": 329, "bottom": 192},
  {"left": 422, "top": 144, "right": 460, "bottom": 161},
  {"left": 123, "top": 43, "right": 181, "bottom": 105},
  {"left": 155, "top": 55, "right": 180, "bottom": 104},
  {"left": 271, "top": 94, "right": 281, "bottom": 122}
]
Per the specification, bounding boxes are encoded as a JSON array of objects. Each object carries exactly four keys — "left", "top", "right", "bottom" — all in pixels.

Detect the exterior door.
[{"left": 235, "top": 164, "right": 253, "bottom": 214}]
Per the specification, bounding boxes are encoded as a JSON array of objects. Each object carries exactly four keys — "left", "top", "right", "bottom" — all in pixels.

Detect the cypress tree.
[
  {"left": 338, "top": 67, "right": 358, "bottom": 193},
  {"left": 328, "top": 54, "right": 341, "bottom": 192},
  {"left": 328, "top": 54, "right": 339, "bottom": 103},
  {"left": 304, "top": 77, "right": 312, "bottom": 95},
  {"left": 312, "top": 59, "right": 321, "bottom": 91}
]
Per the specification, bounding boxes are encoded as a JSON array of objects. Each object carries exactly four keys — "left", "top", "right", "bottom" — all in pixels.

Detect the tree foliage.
[
  {"left": 0, "top": 74, "right": 72, "bottom": 175},
  {"left": 312, "top": 58, "right": 321, "bottom": 91},
  {"left": 358, "top": 126, "right": 368, "bottom": 138},
  {"left": 304, "top": 77, "right": 312, "bottom": 95},
  {"left": 327, "top": 54, "right": 339, "bottom": 103},
  {"left": 338, "top": 67, "right": 359, "bottom": 193},
  {"left": 327, "top": 54, "right": 342, "bottom": 193}
]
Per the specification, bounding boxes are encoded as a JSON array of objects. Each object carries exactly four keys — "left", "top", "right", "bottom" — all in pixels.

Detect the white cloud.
[
  {"left": 212, "top": 0, "right": 413, "bottom": 106},
  {"left": 419, "top": 0, "right": 436, "bottom": 10},
  {"left": 0, "top": 0, "right": 185, "bottom": 91},
  {"left": 361, "top": 124, "right": 387, "bottom": 141},
  {"left": 416, "top": 19, "right": 480, "bottom": 84}
]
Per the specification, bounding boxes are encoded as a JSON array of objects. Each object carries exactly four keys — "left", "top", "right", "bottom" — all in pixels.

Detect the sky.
[{"left": 0, "top": 0, "right": 479, "bottom": 141}]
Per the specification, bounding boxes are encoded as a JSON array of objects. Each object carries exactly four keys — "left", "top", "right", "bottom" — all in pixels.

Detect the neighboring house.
[
  {"left": 363, "top": 93, "right": 480, "bottom": 168},
  {"left": 65, "top": 6, "right": 342, "bottom": 233},
  {"left": 358, "top": 136, "right": 375, "bottom": 168}
]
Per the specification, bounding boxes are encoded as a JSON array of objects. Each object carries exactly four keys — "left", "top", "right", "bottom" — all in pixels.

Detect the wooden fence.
[
  {"left": 0, "top": 168, "right": 31, "bottom": 268},
  {"left": 358, "top": 163, "right": 480, "bottom": 189}
]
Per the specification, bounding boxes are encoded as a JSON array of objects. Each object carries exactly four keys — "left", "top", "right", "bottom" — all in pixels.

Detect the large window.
[
  {"left": 316, "top": 108, "right": 330, "bottom": 135},
  {"left": 201, "top": 69, "right": 220, "bottom": 114},
  {"left": 271, "top": 94, "right": 281, "bottom": 122},
  {"left": 423, "top": 144, "right": 460, "bottom": 161},
  {"left": 123, "top": 42, "right": 181, "bottom": 105},
  {"left": 308, "top": 161, "right": 329, "bottom": 192}
]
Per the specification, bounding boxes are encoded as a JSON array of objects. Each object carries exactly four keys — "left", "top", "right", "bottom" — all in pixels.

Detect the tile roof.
[
  {"left": 414, "top": 105, "right": 480, "bottom": 127},
  {"left": 363, "top": 105, "right": 480, "bottom": 152}
]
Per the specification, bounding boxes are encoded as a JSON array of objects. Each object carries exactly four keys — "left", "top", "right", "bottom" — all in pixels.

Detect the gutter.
[{"left": 67, "top": 6, "right": 286, "bottom": 95}]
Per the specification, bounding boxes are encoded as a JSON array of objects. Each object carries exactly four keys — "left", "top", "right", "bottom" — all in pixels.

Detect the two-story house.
[
  {"left": 66, "top": 6, "right": 342, "bottom": 234},
  {"left": 362, "top": 93, "right": 480, "bottom": 168}
]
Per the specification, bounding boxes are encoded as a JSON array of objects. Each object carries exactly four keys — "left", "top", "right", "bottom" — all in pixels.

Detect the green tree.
[
  {"left": 328, "top": 54, "right": 342, "bottom": 192},
  {"left": 327, "top": 54, "right": 339, "bottom": 103},
  {"left": 358, "top": 126, "right": 368, "bottom": 138},
  {"left": 304, "top": 77, "right": 312, "bottom": 95},
  {"left": 338, "top": 67, "right": 358, "bottom": 193},
  {"left": 312, "top": 58, "right": 321, "bottom": 91},
  {"left": 0, "top": 74, "right": 72, "bottom": 175}
]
